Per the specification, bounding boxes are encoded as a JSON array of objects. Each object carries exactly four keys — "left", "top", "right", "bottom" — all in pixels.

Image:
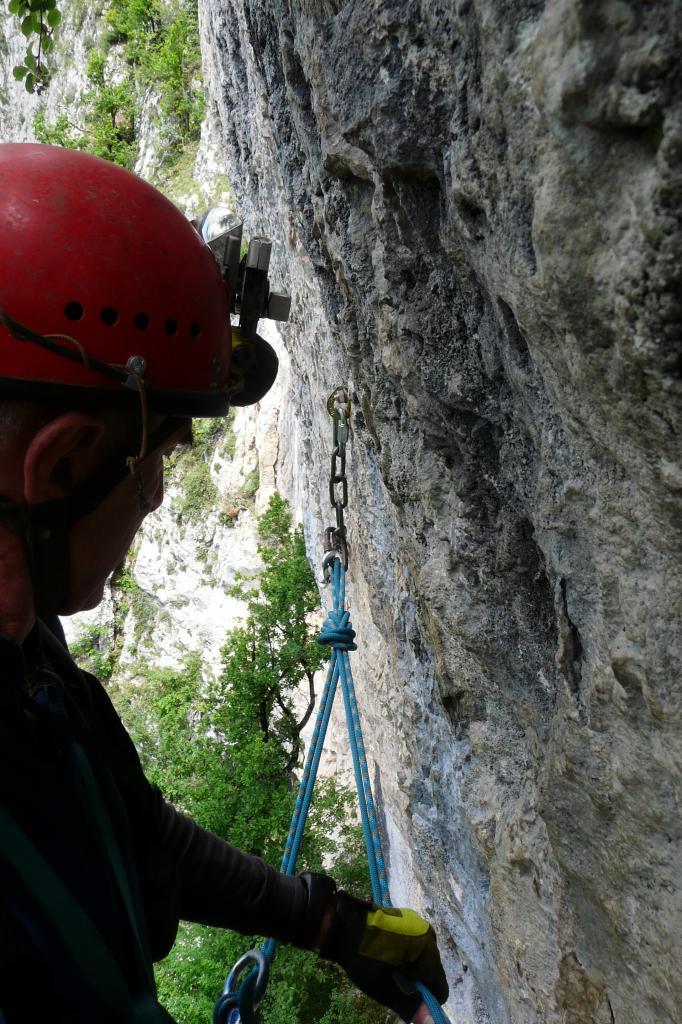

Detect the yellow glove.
[{"left": 320, "top": 892, "right": 448, "bottom": 1022}]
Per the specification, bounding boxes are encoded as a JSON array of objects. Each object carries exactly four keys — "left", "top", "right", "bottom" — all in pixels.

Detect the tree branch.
[{"left": 295, "top": 669, "right": 317, "bottom": 735}]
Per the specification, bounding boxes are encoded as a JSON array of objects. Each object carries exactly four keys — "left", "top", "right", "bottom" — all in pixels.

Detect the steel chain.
[{"left": 324, "top": 386, "right": 351, "bottom": 579}]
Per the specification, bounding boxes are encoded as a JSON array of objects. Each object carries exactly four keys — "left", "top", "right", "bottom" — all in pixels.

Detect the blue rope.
[
  {"left": 215, "top": 607, "right": 344, "bottom": 1023},
  {"left": 217, "top": 556, "right": 451, "bottom": 1024},
  {"left": 320, "top": 561, "right": 450, "bottom": 1023}
]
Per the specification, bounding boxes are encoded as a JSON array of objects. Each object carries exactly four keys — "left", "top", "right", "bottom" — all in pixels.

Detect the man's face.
[{"left": 63, "top": 419, "right": 191, "bottom": 614}]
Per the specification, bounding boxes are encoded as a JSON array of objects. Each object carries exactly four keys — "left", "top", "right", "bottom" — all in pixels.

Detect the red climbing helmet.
[{"left": 0, "top": 143, "right": 237, "bottom": 415}]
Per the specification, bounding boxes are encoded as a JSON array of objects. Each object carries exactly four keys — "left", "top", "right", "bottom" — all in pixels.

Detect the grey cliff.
[{"left": 199, "top": 1, "right": 682, "bottom": 1022}]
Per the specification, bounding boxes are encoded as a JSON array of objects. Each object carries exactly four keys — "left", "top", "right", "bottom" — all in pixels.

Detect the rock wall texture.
[{"left": 199, "top": 1, "right": 682, "bottom": 1022}]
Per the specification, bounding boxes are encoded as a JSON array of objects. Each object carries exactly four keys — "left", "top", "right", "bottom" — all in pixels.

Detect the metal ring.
[
  {"left": 326, "top": 385, "right": 349, "bottom": 418},
  {"left": 224, "top": 949, "right": 269, "bottom": 1006}
]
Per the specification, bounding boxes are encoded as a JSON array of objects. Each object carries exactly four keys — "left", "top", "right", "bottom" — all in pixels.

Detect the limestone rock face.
[{"left": 199, "top": 2, "right": 682, "bottom": 1021}]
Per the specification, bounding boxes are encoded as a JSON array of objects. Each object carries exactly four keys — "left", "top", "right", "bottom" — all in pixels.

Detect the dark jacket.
[{"left": 0, "top": 618, "right": 307, "bottom": 1022}]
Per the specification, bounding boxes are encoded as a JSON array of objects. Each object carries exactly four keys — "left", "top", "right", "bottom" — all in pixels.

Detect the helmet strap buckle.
[{"left": 121, "top": 357, "right": 151, "bottom": 513}]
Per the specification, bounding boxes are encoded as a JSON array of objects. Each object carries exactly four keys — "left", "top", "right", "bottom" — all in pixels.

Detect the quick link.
[{"left": 324, "top": 387, "right": 351, "bottom": 579}]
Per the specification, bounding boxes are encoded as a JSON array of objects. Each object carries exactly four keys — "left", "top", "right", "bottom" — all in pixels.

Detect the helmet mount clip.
[{"left": 198, "top": 211, "right": 291, "bottom": 406}]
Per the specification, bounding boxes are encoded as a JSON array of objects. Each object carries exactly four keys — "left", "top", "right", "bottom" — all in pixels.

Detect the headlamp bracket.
[{"left": 201, "top": 215, "right": 291, "bottom": 340}]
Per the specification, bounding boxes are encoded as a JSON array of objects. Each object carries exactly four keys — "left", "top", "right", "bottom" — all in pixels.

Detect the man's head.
[
  {"left": 0, "top": 143, "right": 286, "bottom": 640},
  {"left": 0, "top": 143, "right": 240, "bottom": 641}
]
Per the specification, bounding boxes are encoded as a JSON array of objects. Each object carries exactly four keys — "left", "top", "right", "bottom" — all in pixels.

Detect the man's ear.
[{"left": 23, "top": 413, "right": 107, "bottom": 503}]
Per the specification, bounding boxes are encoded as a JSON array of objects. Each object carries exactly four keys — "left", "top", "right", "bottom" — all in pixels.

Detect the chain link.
[{"left": 323, "top": 387, "right": 351, "bottom": 579}]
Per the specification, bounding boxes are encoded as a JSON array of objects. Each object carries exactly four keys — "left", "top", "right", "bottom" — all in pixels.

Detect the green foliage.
[
  {"left": 70, "top": 0, "right": 90, "bottom": 31},
  {"left": 33, "top": 108, "right": 79, "bottom": 148},
  {"left": 8, "top": 0, "right": 62, "bottom": 94},
  {"left": 103, "top": 496, "right": 384, "bottom": 1024},
  {"left": 83, "top": 47, "right": 137, "bottom": 167},
  {"left": 150, "top": 140, "right": 203, "bottom": 209},
  {"left": 70, "top": 623, "right": 115, "bottom": 680},
  {"left": 222, "top": 494, "right": 326, "bottom": 773},
  {"left": 241, "top": 466, "right": 260, "bottom": 501},
  {"left": 191, "top": 416, "right": 224, "bottom": 459},
  {"left": 221, "top": 408, "right": 238, "bottom": 461},
  {"left": 30, "top": 0, "right": 204, "bottom": 169},
  {"left": 104, "top": 0, "right": 161, "bottom": 59},
  {"left": 113, "top": 560, "right": 161, "bottom": 652},
  {"left": 177, "top": 449, "right": 218, "bottom": 523},
  {"left": 154, "top": 923, "right": 384, "bottom": 1024},
  {"left": 113, "top": 561, "right": 138, "bottom": 594},
  {"left": 70, "top": 561, "right": 158, "bottom": 680},
  {"left": 103, "top": 0, "right": 204, "bottom": 153},
  {"left": 144, "top": 4, "right": 204, "bottom": 142},
  {"left": 32, "top": 42, "right": 138, "bottom": 168},
  {"left": 166, "top": 415, "right": 241, "bottom": 525}
]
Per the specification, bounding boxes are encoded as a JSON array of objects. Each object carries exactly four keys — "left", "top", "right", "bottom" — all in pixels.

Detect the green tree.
[
  {"left": 33, "top": 108, "right": 80, "bottom": 149},
  {"left": 105, "top": 495, "right": 386, "bottom": 1023},
  {"left": 83, "top": 48, "right": 137, "bottom": 168},
  {"left": 105, "top": 0, "right": 162, "bottom": 60},
  {"left": 221, "top": 493, "right": 327, "bottom": 776},
  {"left": 145, "top": 5, "right": 205, "bottom": 143}
]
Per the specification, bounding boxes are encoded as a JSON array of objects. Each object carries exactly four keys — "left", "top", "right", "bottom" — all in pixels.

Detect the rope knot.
[{"left": 316, "top": 608, "right": 357, "bottom": 651}]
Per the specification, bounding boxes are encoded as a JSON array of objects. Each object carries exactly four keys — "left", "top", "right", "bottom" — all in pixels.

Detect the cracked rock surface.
[{"left": 200, "top": 1, "right": 681, "bottom": 1021}]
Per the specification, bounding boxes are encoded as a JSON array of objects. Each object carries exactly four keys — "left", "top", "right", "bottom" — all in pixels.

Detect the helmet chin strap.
[
  {"left": 0, "top": 498, "right": 74, "bottom": 615},
  {"left": 0, "top": 417, "right": 185, "bottom": 618},
  {"left": 0, "top": 455, "right": 139, "bottom": 616}
]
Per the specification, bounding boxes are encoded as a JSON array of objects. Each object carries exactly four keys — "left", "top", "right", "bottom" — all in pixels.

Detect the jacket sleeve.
[
  {"left": 56, "top": 639, "right": 309, "bottom": 960},
  {"left": 143, "top": 781, "right": 308, "bottom": 942}
]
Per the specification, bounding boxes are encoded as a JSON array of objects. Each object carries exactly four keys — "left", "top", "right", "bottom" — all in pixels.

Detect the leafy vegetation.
[
  {"left": 83, "top": 46, "right": 137, "bottom": 166},
  {"left": 69, "top": 623, "right": 115, "bottom": 680},
  {"left": 177, "top": 455, "right": 218, "bottom": 523},
  {"left": 105, "top": 0, "right": 204, "bottom": 144},
  {"left": 8, "top": 0, "right": 62, "bottom": 94},
  {"left": 113, "top": 560, "right": 163, "bottom": 648},
  {"left": 144, "top": 4, "right": 204, "bottom": 141},
  {"left": 223, "top": 494, "right": 325, "bottom": 774},
  {"left": 220, "top": 409, "right": 238, "bottom": 461},
  {"left": 102, "top": 496, "right": 385, "bottom": 1023},
  {"left": 164, "top": 425, "right": 220, "bottom": 525},
  {"left": 191, "top": 417, "right": 225, "bottom": 459},
  {"left": 70, "top": 559, "right": 163, "bottom": 680},
  {"left": 30, "top": 0, "right": 204, "bottom": 169},
  {"left": 241, "top": 465, "right": 260, "bottom": 502}
]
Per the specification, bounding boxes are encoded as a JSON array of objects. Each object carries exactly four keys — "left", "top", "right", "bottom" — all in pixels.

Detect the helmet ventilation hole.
[
  {"left": 134, "top": 312, "right": 150, "bottom": 330},
  {"left": 165, "top": 318, "right": 178, "bottom": 336},
  {"left": 64, "top": 301, "right": 84, "bottom": 321},
  {"left": 190, "top": 321, "right": 201, "bottom": 339},
  {"left": 100, "top": 307, "right": 119, "bottom": 326}
]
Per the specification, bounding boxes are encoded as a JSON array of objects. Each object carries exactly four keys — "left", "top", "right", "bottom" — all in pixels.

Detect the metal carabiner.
[
  {"left": 214, "top": 949, "right": 270, "bottom": 1024},
  {"left": 225, "top": 950, "right": 269, "bottom": 1000}
]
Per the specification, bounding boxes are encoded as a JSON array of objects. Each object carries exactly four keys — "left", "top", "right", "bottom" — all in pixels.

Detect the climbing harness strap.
[
  {"left": 216, "top": 391, "right": 450, "bottom": 1024},
  {"left": 0, "top": 804, "right": 164, "bottom": 1023}
]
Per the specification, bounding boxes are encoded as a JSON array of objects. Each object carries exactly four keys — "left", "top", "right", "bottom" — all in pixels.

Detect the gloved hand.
[{"left": 301, "top": 875, "right": 448, "bottom": 1023}]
